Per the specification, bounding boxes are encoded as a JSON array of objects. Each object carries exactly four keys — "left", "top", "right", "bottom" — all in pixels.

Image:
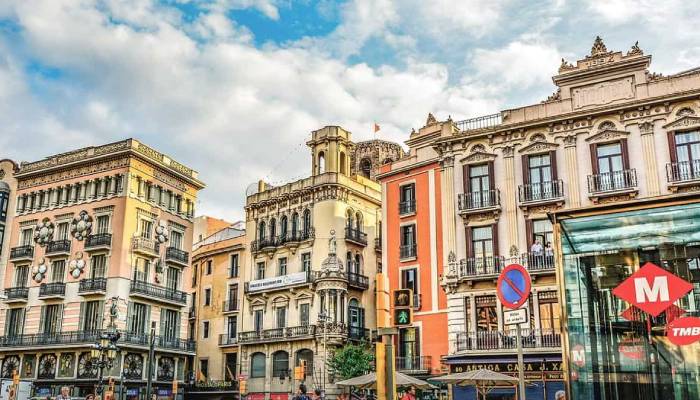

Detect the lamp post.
[
  {"left": 91, "top": 329, "right": 121, "bottom": 398},
  {"left": 317, "top": 310, "right": 328, "bottom": 398}
]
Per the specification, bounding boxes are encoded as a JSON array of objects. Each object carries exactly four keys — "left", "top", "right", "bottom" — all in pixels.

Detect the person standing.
[
  {"left": 57, "top": 386, "right": 72, "bottom": 400},
  {"left": 400, "top": 386, "right": 416, "bottom": 400}
]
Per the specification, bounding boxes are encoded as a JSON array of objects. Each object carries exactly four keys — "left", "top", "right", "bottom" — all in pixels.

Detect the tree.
[{"left": 327, "top": 342, "right": 375, "bottom": 381}]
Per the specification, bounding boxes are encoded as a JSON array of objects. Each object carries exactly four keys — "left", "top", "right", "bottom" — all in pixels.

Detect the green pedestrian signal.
[{"left": 397, "top": 310, "right": 409, "bottom": 324}]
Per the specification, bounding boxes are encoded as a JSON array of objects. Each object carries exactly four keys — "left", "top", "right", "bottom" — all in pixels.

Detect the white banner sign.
[
  {"left": 247, "top": 272, "right": 308, "bottom": 293},
  {"left": 503, "top": 308, "right": 528, "bottom": 325}
]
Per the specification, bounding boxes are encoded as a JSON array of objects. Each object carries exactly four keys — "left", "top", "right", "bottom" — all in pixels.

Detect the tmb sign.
[
  {"left": 612, "top": 262, "right": 693, "bottom": 317},
  {"left": 667, "top": 316, "right": 700, "bottom": 346}
]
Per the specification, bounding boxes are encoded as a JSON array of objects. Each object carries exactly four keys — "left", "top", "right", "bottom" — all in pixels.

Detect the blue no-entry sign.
[{"left": 497, "top": 264, "right": 531, "bottom": 309}]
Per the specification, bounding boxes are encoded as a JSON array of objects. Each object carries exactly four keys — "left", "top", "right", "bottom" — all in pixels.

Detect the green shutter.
[
  {"left": 39, "top": 305, "right": 46, "bottom": 334},
  {"left": 79, "top": 302, "right": 85, "bottom": 331}
]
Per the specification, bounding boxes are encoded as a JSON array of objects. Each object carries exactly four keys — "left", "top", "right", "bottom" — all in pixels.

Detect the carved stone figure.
[
  {"left": 71, "top": 210, "right": 93, "bottom": 241},
  {"left": 34, "top": 218, "right": 55, "bottom": 247}
]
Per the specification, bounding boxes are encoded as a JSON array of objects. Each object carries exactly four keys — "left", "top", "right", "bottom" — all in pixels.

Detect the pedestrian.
[
  {"left": 400, "top": 386, "right": 416, "bottom": 400},
  {"left": 555, "top": 390, "right": 566, "bottom": 400},
  {"left": 57, "top": 386, "right": 72, "bottom": 400},
  {"left": 531, "top": 238, "right": 544, "bottom": 268},
  {"left": 313, "top": 389, "right": 323, "bottom": 400},
  {"left": 294, "top": 384, "right": 310, "bottom": 400},
  {"left": 545, "top": 241, "right": 554, "bottom": 266}
]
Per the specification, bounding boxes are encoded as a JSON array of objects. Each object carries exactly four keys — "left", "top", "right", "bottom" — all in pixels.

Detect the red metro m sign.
[{"left": 612, "top": 262, "right": 693, "bottom": 317}]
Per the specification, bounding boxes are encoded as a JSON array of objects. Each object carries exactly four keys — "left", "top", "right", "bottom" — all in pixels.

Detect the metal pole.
[
  {"left": 146, "top": 322, "right": 156, "bottom": 400},
  {"left": 97, "top": 352, "right": 105, "bottom": 397},
  {"left": 384, "top": 340, "right": 395, "bottom": 400},
  {"left": 516, "top": 324, "right": 526, "bottom": 400}
]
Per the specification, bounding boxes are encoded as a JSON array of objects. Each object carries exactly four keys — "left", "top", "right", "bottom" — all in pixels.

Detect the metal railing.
[
  {"left": 46, "top": 240, "right": 71, "bottom": 255},
  {"left": 4, "top": 287, "right": 29, "bottom": 301},
  {"left": 348, "top": 326, "right": 370, "bottom": 341},
  {"left": 222, "top": 300, "right": 239, "bottom": 312},
  {"left": 219, "top": 334, "right": 238, "bottom": 346},
  {"left": 85, "top": 233, "right": 112, "bottom": 249},
  {"left": 9, "top": 245, "right": 33, "bottom": 260},
  {"left": 39, "top": 282, "right": 66, "bottom": 297},
  {"left": 374, "top": 238, "right": 382, "bottom": 251},
  {"left": 396, "top": 356, "right": 432, "bottom": 373},
  {"left": 166, "top": 247, "right": 189, "bottom": 264},
  {"left": 456, "top": 256, "right": 505, "bottom": 278},
  {"left": 252, "top": 228, "right": 315, "bottom": 252},
  {"left": 130, "top": 280, "right": 187, "bottom": 304},
  {"left": 521, "top": 253, "right": 555, "bottom": 271},
  {"left": 518, "top": 180, "right": 564, "bottom": 203},
  {"left": 345, "top": 227, "right": 368, "bottom": 246},
  {"left": 79, "top": 278, "right": 107, "bottom": 293},
  {"left": 347, "top": 272, "right": 369, "bottom": 290},
  {"left": 0, "top": 330, "right": 105, "bottom": 347},
  {"left": 400, "top": 244, "right": 417, "bottom": 260},
  {"left": 455, "top": 329, "right": 562, "bottom": 352},
  {"left": 588, "top": 169, "right": 637, "bottom": 193},
  {"left": 280, "top": 229, "right": 315, "bottom": 244},
  {"left": 121, "top": 331, "right": 195, "bottom": 352},
  {"left": 399, "top": 200, "right": 416, "bottom": 215},
  {"left": 454, "top": 113, "right": 502, "bottom": 131},
  {"left": 131, "top": 237, "right": 159, "bottom": 254},
  {"left": 238, "top": 325, "right": 316, "bottom": 344},
  {"left": 458, "top": 190, "right": 500, "bottom": 211},
  {"left": 667, "top": 160, "right": 700, "bottom": 183}
]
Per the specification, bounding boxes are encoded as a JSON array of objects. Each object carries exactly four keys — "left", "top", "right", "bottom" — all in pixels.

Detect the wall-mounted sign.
[
  {"left": 496, "top": 264, "right": 531, "bottom": 310},
  {"left": 667, "top": 316, "right": 700, "bottom": 346},
  {"left": 612, "top": 262, "right": 692, "bottom": 317},
  {"left": 503, "top": 308, "right": 528, "bottom": 326},
  {"left": 247, "top": 272, "right": 308, "bottom": 293},
  {"left": 618, "top": 338, "right": 645, "bottom": 360}
]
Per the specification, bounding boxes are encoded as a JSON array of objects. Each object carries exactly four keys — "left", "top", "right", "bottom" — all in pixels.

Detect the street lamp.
[
  {"left": 317, "top": 310, "right": 328, "bottom": 398},
  {"left": 92, "top": 330, "right": 121, "bottom": 397}
]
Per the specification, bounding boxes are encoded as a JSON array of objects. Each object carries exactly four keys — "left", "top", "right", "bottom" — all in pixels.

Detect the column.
[
  {"left": 109, "top": 176, "right": 117, "bottom": 195},
  {"left": 640, "top": 121, "right": 660, "bottom": 196},
  {"left": 42, "top": 190, "right": 50, "bottom": 208},
  {"left": 502, "top": 146, "right": 519, "bottom": 253},
  {"left": 16, "top": 194, "right": 24, "bottom": 213},
  {"left": 440, "top": 155, "right": 457, "bottom": 262},
  {"left": 51, "top": 188, "right": 59, "bottom": 207},
  {"left": 563, "top": 135, "right": 581, "bottom": 208},
  {"left": 79, "top": 181, "right": 87, "bottom": 201}
]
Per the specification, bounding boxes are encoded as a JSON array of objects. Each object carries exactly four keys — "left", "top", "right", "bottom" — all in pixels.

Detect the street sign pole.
[{"left": 516, "top": 324, "right": 525, "bottom": 400}]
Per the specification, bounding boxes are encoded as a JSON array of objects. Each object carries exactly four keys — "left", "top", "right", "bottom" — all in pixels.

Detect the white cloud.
[{"left": 470, "top": 40, "right": 561, "bottom": 89}]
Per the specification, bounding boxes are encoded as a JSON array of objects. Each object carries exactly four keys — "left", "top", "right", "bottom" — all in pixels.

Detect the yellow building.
[
  {"left": 190, "top": 224, "right": 246, "bottom": 399},
  {"left": 0, "top": 139, "right": 204, "bottom": 398}
]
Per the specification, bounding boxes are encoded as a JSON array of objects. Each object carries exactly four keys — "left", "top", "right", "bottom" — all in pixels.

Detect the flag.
[{"left": 373, "top": 123, "right": 380, "bottom": 133}]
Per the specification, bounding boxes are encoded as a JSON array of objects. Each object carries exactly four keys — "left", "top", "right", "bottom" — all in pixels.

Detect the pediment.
[
  {"left": 663, "top": 116, "right": 700, "bottom": 131},
  {"left": 585, "top": 129, "right": 629, "bottom": 143},
  {"left": 271, "top": 295, "right": 290, "bottom": 305},
  {"left": 460, "top": 151, "right": 496, "bottom": 164},
  {"left": 518, "top": 141, "right": 559, "bottom": 155},
  {"left": 250, "top": 297, "right": 267, "bottom": 307},
  {"left": 294, "top": 290, "right": 315, "bottom": 300}
]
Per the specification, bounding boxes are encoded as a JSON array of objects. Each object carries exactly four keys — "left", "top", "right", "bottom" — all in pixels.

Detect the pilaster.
[
  {"left": 640, "top": 121, "right": 660, "bottom": 196},
  {"left": 440, "top": 155, "right": 457, "bottom": 264},
  {"left": 502, "top": 147, "right": 519, "bottom": 251},
  {"left": 563, "top": 135, "right": 581, "bottom": 208}
]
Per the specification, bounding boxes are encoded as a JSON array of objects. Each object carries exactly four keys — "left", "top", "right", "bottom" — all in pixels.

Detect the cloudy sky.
[{"left": 0, "top": 0, "right": 697, "bottom": 221}]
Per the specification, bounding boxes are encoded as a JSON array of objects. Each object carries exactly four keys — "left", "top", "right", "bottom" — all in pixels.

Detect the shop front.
[{"left": 557, "top": 200, "right": 700, "bottom": 400}]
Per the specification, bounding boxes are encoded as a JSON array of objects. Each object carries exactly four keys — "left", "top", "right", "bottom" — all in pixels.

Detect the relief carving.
[
  {"left": 572, "top": 77, "right": 635, "bottom": 109},
  {"left": 663, "top": 116, "right": 700, "bottom": 131}
]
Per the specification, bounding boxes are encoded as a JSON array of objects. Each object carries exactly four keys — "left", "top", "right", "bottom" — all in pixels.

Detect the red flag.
[{"left": 373, "top": 123, "right": 380, "bottom": 133}]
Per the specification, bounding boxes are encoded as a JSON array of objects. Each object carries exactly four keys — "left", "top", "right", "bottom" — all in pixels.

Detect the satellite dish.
[{"left": 245, "top": 182, "right": 259, "bottom": 196}]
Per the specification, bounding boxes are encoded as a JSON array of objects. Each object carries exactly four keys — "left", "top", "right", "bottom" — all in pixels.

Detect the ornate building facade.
[
  {"left": 240, "top": 126, "right": 389, "bottom": 400},
  {"left": 0, "top": 159, "right": 20, "bottom": 286},
  {"left": 0, "top": 139, "right": 204, "bottom": 398}
]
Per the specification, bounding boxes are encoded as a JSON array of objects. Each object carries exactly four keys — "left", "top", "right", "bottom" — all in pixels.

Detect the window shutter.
[
  {"left": 79, "top": 302, "right": 85, "bottom": 331},
  {"left": 668, "top": 131, "right": 677, "bottom": 163},
  {"left": 589, "top": 143, "right": 599, "bottom": 175},
  {"left": 98, "top": 300, "right": 105, "bottom": 330},
  {"left": 126, "top": 302, "right": 133, "bottom": 332},
  {"left": 19, "top": 309, "right": 25, "bottom": 336},
  {"left": 621, "top": 139, "right": 630, "bottom": 169},
  {"left": 549, "top": 151, "right": 558, "bottom": 181},
  {"left": 57, "top": 304, "right": 64, "bottom": 332},
  {"left": 462, "top": 164, "right": 470, "bottom": 193},
  {"left": 39, "top": 305, "right": 46, "bottom": 334},
  {"left": 176, "top": 311, "right": 181, "bottom": 339},
  {"left": 491, "top": 224, "right": 499, "bottom": 257},
  {"left": 487, "top": 161, "right": 495, "bottom": 190},
  {"left": 466, "top": 227, "right": 474, "bottom": 258},
  {"left": 145, "top": 305, "right": 152, "bottom": 335},
  {"left": 521, "top": 155, "right": 530, "bottom": 185},
  {"left": 525, "top": 219, "right": 534, "bottom": 251}
]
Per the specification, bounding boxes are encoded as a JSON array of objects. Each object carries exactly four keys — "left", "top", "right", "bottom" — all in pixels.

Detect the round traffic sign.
[{"left": 496, "top": 264, "right": 531, "bottom": 310}]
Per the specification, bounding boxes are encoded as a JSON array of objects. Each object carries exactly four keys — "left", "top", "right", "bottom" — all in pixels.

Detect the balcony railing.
[
  {"left": 454, "top": 113, "right": 502, "bottom": 132},
  {"left": 455, "top": 329, "right": 562, "bottom": 352},
  {"left": 39, "top": 282, "right": 66, "bottom": 297},
  {"left": 280, "top": 229, "right": 314, "bottom": 244},
  {"left": 667, "top": 160, "right": 700, "bottom": 183},
  {"left": 9, "top": 245, "right": 33, "bottom": 260},
  {"left": 374, "top": 238, "right": 382, "bottom": 252},
  {"left": 188, "top": 308, "right": 196, "bottom": 319},
  {"left": 518, "top": 180, "right": 564, "bottom": 203},
  {"left": 347, "top": 272, "right": 369, "bottom": 290},
  {"left": 85, "top": 233, "right": 112, "bottom": 249},
  {"left": 413, "top": 294, "right": 422, "bottom": 310},
  {"left": 46, "top": 240, "right": 71, "bottom": 255},
  {"left": 588, "top": 169, "right": 637, "bottom": 193},
  {"left": 244, "top": 270, "right": 312, "bottom": 294},
  {"left": 455, "top": 256, "right": 505, "bottom": 278},
  {"left": 132, "top": 237, "right": 159, "bottom": 254},
  {"left": 166, "top": 247, "right": 189, "bottom": 264},
  {"left": 4, "top": 287, "right": 29, "bottom": 301},
  {"left": 79, "top": 278, "right": 107, "bottom": 294},
  {"left": 121, "top": 331, "right": 195, "bottom": 352},
  {"left": 219, "top": 334, "right": 238, "bottom": 346},
  {"left": 345, "top": 227, "right": 368, "bottom": 246},
  {"left": 400, "top": 244, "right": 417, "bottom": 260},
  {"left": 222, "top": 300, "right": 239, "bottom": 312},
  {"left": 521, "top": 252, "right": 555, "bottom": 271},
  {"left": 252, "top": 228, "right": 315, "bottom": 252},
  {"left": 238, "top": 325, "right": 316, "bottom": 344},
  {"left": 348, "top": 326, "right": 370, "bottom": 342},
  {"left": 458, "top": 190, "right": 500, "bottom": 211},
  {"left": 399, "top": 200, "right": 416, "bottom": 215},
  {"left": 0, "top": 330, "right": 105, "bottom": 347},
  {"left": 130, "top": 280, "right": 187, "bottom": 304},
  {"left": 396, "top": 356, "right": 432, "bottom": 374}
]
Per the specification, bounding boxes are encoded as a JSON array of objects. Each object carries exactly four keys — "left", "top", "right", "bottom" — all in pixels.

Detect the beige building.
[
  {"left": 0, "top": 139, "right": 204, "bottom": 399},
  {"left": 190, "top": 223, "right": 246, "bottom": 398},
  {"left": 240, "top": 127, "right": 402, "bottom": 400},
  {"left": 0, "top": 159, "right": 20, "bottom": 286}
]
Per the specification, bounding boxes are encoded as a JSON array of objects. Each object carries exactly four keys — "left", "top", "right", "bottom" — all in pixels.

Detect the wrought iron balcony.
[
  {"left": 252, "top": 229, "right": 315, "bottom": 252},
  {"left": 280, "top": 229, "right": 315, "bottom": 244},
  {"left": 238, "top": 325, "right": 316, "bottom": 344},
  {"left": 455, "top": 256, "right": 505, "bottom": 278},
  {"left": 518, "top": 180, "right": 564, "bottom": 204},
  {"left": 348, "top": 326, "right": 370, "bottom": 342},
  {"left": 3, "top": 287, "right": 29, "bottom": 302},
  {"left": 588, "top": 169, "right": 637, "bottom": 194},
  {"left": 222, "top": 300, "right": 239, "bottom": 313},
  {"left": 165, "top": 246, "right": 189, "bottom": 265},
  {"left": 79, "top": 277, "right": 107, "bottom": 294},
  {"left": 251, "top": 236, "right": 278, "bottom": 252},
  {"left": 39, "top": 282, "right": 66, "bottom": 298},
  {"left": 45, "top": 240, "right": 71, "bottom": 255},
  {"left": 84, "top": 233, "right": 112, "bottom": 250},
  {"left": 454, "top": 329, "right": 562, "bottom": 352},
  {"left": 454, "top": 113, "right": 502, "bottom": 132},
  {"left": 345, "top": 227, "right": 368, "bottom": 246},
  {"left": 131, "top": 237, "right": 159, "bottom": 255},
  {"left": 399, "top": 244, "right": 417, "bottom": 260},
  {"left": 0, "top": 330, "right": 105, "bottom": 348},
  {"left": 219, "top": 334, "right": 238, "bottom": 346},
  {"left": 521, "top": 252, "right": 555, "bottom": 272},
  {"left": 457, "top": 190, "right": 501, "bottom": 212},
  {"left": 374, "top": 237, "right": 382, "bottom": 252},
  {"left": 399, "top": 200, "right": 416, "bottom": 215},
  {"left": 667, "top": 160, "right": 700, "bottom": 183},
  {"left": 347, "top": 272, "right": 369, "bottom": 290},
  {"left": 121, "top": 331, "right": 195, "bottom": 352},
  {"left": 9, "top": 245, "right": 33, "bottom": 261},
  {"left": 396, "top": 356, "right": 432, "bottom": 374},
  {"left": 130, "top": 280, "right": 187, "bottom": 305}
]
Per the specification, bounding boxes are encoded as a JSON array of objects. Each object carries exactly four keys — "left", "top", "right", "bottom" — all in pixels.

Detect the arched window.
[
  {"left": 295, "top": 349, "right": 314, "bottom": 376},
  {"left": 360, "top": 158, "right": 372, "bottom": 178},
  {"left": 258, "top": 221, "right": 266, "bottom": 240},
  {"left": 354, "top": 254, "right": 362, "bottom": 274},
  {"left": 340, "top": 151, "right": 347, "bottom": 175},
  {"left": 251, "top": 353, "right": 266, "bottom": 378},
  {"left": 355, "top": 212, "right": 363, "bottom": 232},
  {"left": 346, "top": 251, "right": 353, "bottom": 273},
  {"left": 291, "top": 212, "right": 299, "bottom": 237},
  {"left": 280, "top": 216, "right": 288, "bottom": 239},
  {"left": 348, "top": 299, "right": 365, "bottom": 331},
  {"left": 303, "top": 209, "right": 311, "bottom": 236},
  {"left": 272, "top": 351, "right": 289, "bottom": 378},
  {"left": 318, "top": 152, "right": 326, "bottom": 174},
  {"left": 269, "top": 218, "right": 276, "bottom": 239},
  {"left": 346, "top": 210, "right": 354, "bottom": 229}
]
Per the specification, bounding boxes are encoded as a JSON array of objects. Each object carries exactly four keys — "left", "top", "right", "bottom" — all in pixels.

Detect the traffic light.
[
  {"left": 239, "top": 379, "right": 247, "bottom": 394},
  {"left": 393, "top": 289, "right": 413, "bottom": 326}
]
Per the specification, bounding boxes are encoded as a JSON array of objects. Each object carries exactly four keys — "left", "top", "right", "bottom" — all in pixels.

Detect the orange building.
[{"left": 377, "top": 115, "right": 451, "bottom": 379}]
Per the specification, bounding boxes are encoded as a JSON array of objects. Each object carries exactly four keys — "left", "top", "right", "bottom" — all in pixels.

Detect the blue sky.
[{"left": 0, "top": 0, "right": 698, "bottom": 220}]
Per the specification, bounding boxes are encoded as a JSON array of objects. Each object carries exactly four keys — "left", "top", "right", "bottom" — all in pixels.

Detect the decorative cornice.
[
  {"left": 518, "top": 141, "right": 559, "bottom": 155},
  {"left": 93, "top": 205, "right": 115, "bottom": 214},
  {"left": 459, "top": 151, "right": 497, "bottom": 164},
  {"left": 17, "top": 157, "right": 129, "bottom": 190},
  {"left": 663, "top": 115, "right": 700, "bottom": 131},
  {"left": 585, "top": 129, "right": 630, "bottom": 143}
]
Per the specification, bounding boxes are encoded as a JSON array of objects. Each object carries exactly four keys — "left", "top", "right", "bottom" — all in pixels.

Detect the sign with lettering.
[
  {"left": 571, "top": 344, "right": 585, "bottom": 368},
  {"left": 618, "top": 338, "right": 645, "bottom": 360},
  {"left": 503, "top": 308, "right": 528, "bottom": 326},
  {"left": 667, "top": 316, "right": 700, "bottom": 346},
  {"left": 450, "top": 361, "right": 562, "bottom": 380},
  {"left": 247, "top": 272, "right": 309, "bottom": 293},
  {"left": 612, "top": 262, "right": 693, "bottom": 317}
]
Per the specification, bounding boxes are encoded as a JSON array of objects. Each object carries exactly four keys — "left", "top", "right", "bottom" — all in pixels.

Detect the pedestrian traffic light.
[
  {"left": 239, "top": 379, "right": 247, "bottom": 394},
  {"left": 393, "top": 289, "right": 413, "bottom": 326}
]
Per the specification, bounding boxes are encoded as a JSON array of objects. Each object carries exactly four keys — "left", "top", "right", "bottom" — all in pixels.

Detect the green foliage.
[{"left": 328, "top": 342, "right": 375, "bottom": 381}]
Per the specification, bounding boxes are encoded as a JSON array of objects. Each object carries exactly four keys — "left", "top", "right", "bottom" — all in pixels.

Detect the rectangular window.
[
  {"left": 56, "top": 222, "right": 70, "bottom": 241},
  {"left": 276, "top": 306, "right": 287, "bottom": 328},
  {"left": 140, "top": 219, "right": 153, "bottom": 239},
  {"left": 227, "top": 316, "right": 237, "bottom": 339},
  {"left": 14, "top": 265, "right": 29, "bottom": 287},
  {"left": 399, "top": 183, "right": 416, "bottom": 214},
  {"left": 204, "top": 288, "right": 211, "bottom": 306},
  {"left": 128, "top": 302, "right": 149, "bottom": 334},
  {"left": 301, "top": 253, "right": 311, "bottom": 273},
  {"left": 464, "top": 297, "right": 471, "bottom": 333},
  {"left": 278, "top": 257, "right": 287, "bottom": 276},
  {"left": 256, "top": 262, "right": 265, "bottom": 280},
  {"left": 469, "top": 164, "right": 491, "bottom": 208},
  {"left": 300, "top": 303, "right": 310, "bottom": 326},
  {"left": 90, "top": 255, "right": 107, "bottom": 278},
  {"left": 225, "top": 354, "right": 237, "bottom": 381},
  {"left": 133, "top": 258, "right": 150, "bottom": 282},
  {"left": 51, "top": 260, "right": 66, "bottom": 283},
  {"left": 41, "top": 304, "right": 62, "bottom": 334},
  {"left": 20, "top": 228, "right": 33, "bottom": 246},
  {"left": 200, "top": 359, "right": 209, "bottom": 380},
  {"left": 161, "top": 308, "right": 179, "bottom": 341},
  {"left": 254, "top": 310, "right": 263, "bottom": 332},
  {"left": 528, "top": 154, "right": 552, "bottom": 184},
  {"left": 96, "top": 215, "right": 110, "bottom": 234},
  {"left": 594, "top": 142, "right": 628, "bottom": 191},
  {"left": 5, "top": 308, "right": 25, "bottom": 337},
  {"left": 475, "top": 295, "right": 498, "bottom": 332},
  {"left": 532, "top": 219, "right": 553, "bottom": 247},
  {"left": 400, "top": 268, "right": 418, "bottom": 294},
  {"left": 398, "top": 327, "right": 420, "bottom": 359},
  {"left": 81, "top": 300, "right": 103, "bottom": 331},
  {"left": 192, "top": 264, "right": 198, "bottom": 287},
  {"left": 229, "top": 254, "right": 239, "bottom": 277},
  {"left": 538, "top": 291, "right": 561, "bottom": 333},
  {"left": 206, "top": 260, "right": 212, "bottom": 275},
  {"left": 166, "top": 267, "right": 180, "bottom": 291},
  {"left": 228, "top": 284, "right": 238, "bottom": 307},
  {"left": 0, "top": 191, "right": 8, "bottom": 222},
  {"left": 471, "top": 226, "right": 493, "bottom": 258},
  {"left": 202, "top": 321, "right": 209, "bottom": 339},
  {"left": 673, "top": 131, "right": 700, "bottom": 180},
  {"left": 400, "top": 225, "right": 416, "bottom": 247},
  {"left": 171, "top": 230, "right": 183, "bottom": 250}
]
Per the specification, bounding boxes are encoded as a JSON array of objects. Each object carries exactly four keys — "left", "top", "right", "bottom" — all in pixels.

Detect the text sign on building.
[
  {"left": 612, "top": 262, "right": 693, "bottom": 317},
  {"left": 571, "top": 344, "right": 585, "bottom": 368},
  {"left": 496, "top": 264, "right": 531, "bottom": 310},
  {"left": 247, "top": 272, "right": 308, "bottom": 293},
  {"left": 667, "top": 316, "right": 700, "bottom": 346},
  {"left": 503, "top": 308, "right": 528, "bottom": 326}
]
